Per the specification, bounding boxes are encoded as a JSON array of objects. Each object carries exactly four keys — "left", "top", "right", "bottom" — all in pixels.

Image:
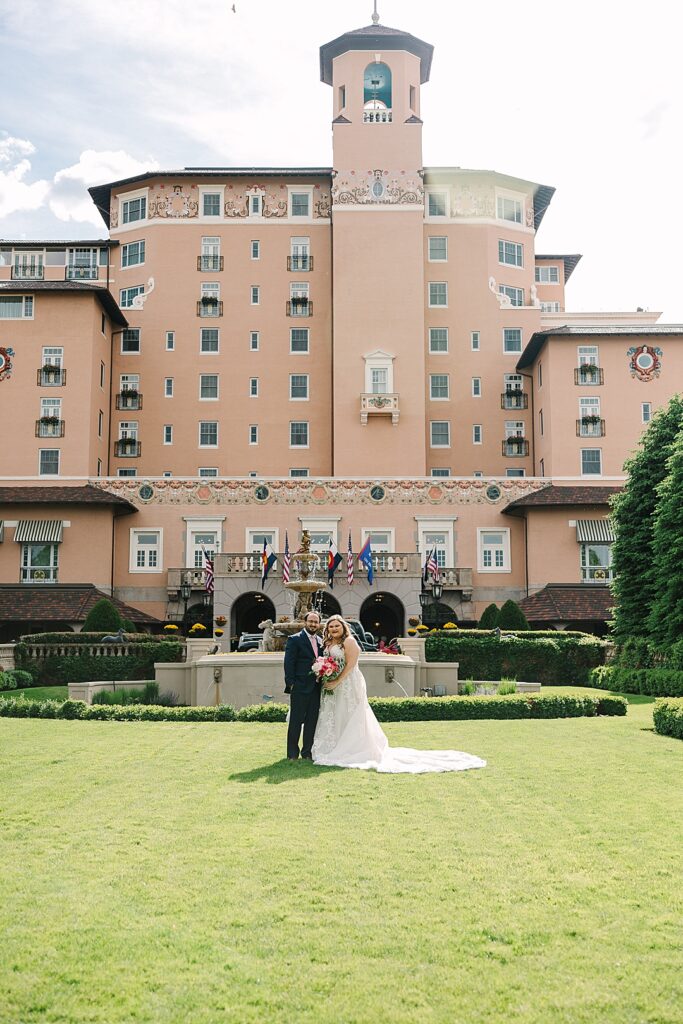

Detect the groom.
[{"left": 284, "top": 610, "right": 322, "bottom": 760}]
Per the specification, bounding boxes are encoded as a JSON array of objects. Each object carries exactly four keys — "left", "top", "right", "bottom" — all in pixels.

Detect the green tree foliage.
[
  {"left": 122, "top": 619, "right": 137, "bottom": 633},
  {"left": 610, "top": 395, "right": 683, "bottom": 640},
  {"left": 478, "top": 603, "right": 500, "bottom": 629},
  {"left": 648, "top": 424, "right": 683, "bottom": 646},
  {"left": 82, "top": 599, "right": 123, "bottom": 633},
  {"left": 497, "top": 600, "right": 530, "bottom": 631}
]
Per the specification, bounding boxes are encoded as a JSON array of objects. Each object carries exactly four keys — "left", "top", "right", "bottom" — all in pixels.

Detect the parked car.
[{"left": 237, "top": 632, "right": 263, "bottom": 652}]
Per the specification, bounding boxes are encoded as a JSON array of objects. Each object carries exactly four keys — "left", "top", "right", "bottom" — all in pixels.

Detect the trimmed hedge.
[
  {"left": 15, "top": 642, "right": 184, "bottom": 685},
  {"left": 589, "top": 665, "right": 683, "bottom": 697},
  {"left": 426, "top": 631, "right": 606, "bottom": 684},
  {"left": 18, "top": 632, "right": 168, "bottom": 645},
  {"left": 653, "top": 698, "right": 683, "bottom": 740},
  {"left": 0, "top": 693, "right": 627, "bottom": 723}
]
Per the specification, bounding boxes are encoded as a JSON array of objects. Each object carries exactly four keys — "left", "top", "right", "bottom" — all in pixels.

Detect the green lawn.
[
  {"left": 0, "top": 685, "right": 67, "bottom": 701},
  {"left": 1, "top": 693, "right": 681, "bottom": 1024}
]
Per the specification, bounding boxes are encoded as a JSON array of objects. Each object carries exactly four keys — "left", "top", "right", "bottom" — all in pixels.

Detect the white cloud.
[
  {"left": 49, "top": 149, "right": 159, "bottom": 225},
  {"left": 0, "top": 134, "right": 50, "bottom": 218}
]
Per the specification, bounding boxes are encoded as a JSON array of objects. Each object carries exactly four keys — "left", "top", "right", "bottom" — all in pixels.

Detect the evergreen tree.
[
  {"left": 82, "top": 598, "right": 123, "bottom": 633},
  {"left": 497, "top": 599, "right": 530, "bottom": 630},
  {"left": 610, "top": 394, "right": 683, "bottom": 640},
  {"left": 648, "top": 423, "right": 683, "bottom": 646},
  {"left": 478, "top": 603, "right": 500, "bottom": 629},
  {"left": 122, "top": 618, "right": 136, "bottom": 633}
]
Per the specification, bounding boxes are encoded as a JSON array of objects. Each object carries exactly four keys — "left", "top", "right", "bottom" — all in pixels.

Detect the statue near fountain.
[{"left": 259, "top": 530, "right": 327, "bottom": 651}]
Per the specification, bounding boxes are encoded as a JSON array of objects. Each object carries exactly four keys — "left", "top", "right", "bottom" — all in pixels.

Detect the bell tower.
[{"left": 320, "top": 14, "right": 434, "bottom": 476}]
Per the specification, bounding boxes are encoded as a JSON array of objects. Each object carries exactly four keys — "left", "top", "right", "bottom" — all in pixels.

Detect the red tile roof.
[
  {"left": 504, "top": 485, "right": 622, "bottom": 515},
  {"left": 0, "top": 485, "right": 136, "bottom": 513},
  {"left": 0, "top": 585, "right": 160, "bottom": 624},
  {"left": 518, "top": 585, "right": 613, "bottom": 623}
]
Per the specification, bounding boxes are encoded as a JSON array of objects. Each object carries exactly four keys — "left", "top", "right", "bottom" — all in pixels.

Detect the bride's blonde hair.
[{"left": 322, "top": 614, "right": 351, "bottom": 649}]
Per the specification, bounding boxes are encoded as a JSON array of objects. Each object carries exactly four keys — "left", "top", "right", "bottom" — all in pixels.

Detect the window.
[
  {"left": 290, "top": 421, "right": 309, "bottom": 447},
  {"left": 496, "top": 196, "right": 522, "bottom": 223},
  {"left": 122, "top": 196, "right": 146, "bottom": 224},
  {"left": 162, "top": 472, "right": 172, "bottom": 479},
  {"left": 42, "top": 346, "right": 63, "bottom": 369},
  {"left": 200, "top": 374, "right": 219, "bottom": 400},
  {"left": 199, "top": 468, "right": 218, "bottom": 478},
  {"left": 246, "top": 529, "right": 278, "bottom": 554},
  {"left": 409, "top": 84, "right": 416, "bottom": 111},
  {"left": 500, "top": 284, "right": 524, "bottom": 307},
  {"left": 429, "top": 328, "right": 449, "bottom": 353},
  {"left": 200, "top": 328, "right": 219, "bottom": 353},
  {"left": 339, "top": 84, "right": 346, "bottom": 110},
  {"left": 428, "top": 236, "right": 448, "bottom": 261},
  {"left": 290, "top": 237, "right": 310, "bottom": 270},
  {"left": 119, "top": 421, "right": 138, "bottom": 442},
  {"left": 117, "top": 468, "right": 137, "bottom": 477},
  {"left": 200, "top": 236, "right": 221, "bottom": 271},
  {"left": 503, "top": 328, "right": 522, "bottom": 353},
  {"left": 290, "top": 374, "right": 309, "bottom": 400},
  {"left": 369, "top": 368, "right": 388, "bottom": 394},
  {"left": 471, "top": 331, "right": 480, "bottom": 351},
  {"left": 539, "top": 458, "right": 545, "bottom": 477},
  {"left": 250, "top": 331, "right": 260, "bottom": 351},
  {"left": 290, "top": 191, "right": 311, "bottom": 217},
  {"left": 249, "top": 425, "right": 258, "bottom": 445},
  {"left": 251, "top": 240, "right": 260, "bottom": 260},
  {"left": 186, "top": 523, "right": 222, "bottom": 569},
  {"left": 535, "top": 265, "right": 559, "bottom": 283},
  {"left": 97, "top": 459, "right": 102, "bottom": 476},
  {"left": 541, "top": 302, "right": 561, "bottom": 313},
  {"left": 166, "top": 331, "right": 175, "bottom": 351},
  {"left": 431, "top": 468, "right": 450, "bottom": 477},
  {"left": 504, "top": 373, "right": 522, "bottom": 391},
  {"left": 101, "top": 313, "right": 106, "bottom": 334},
  {"left": 430, "top": 374, "right": 449, "bottom": 400},
  {"left": 0, "top": 295, "right": 33, "bottom": 318},
  {"left": 581, "top": 449, "right": 602, "bottom": 476},
  {"left": 473, "top": 425, "right": 482, "bottom": 444},
  {"left": 642, "top": 402, "right": 652, "bottom": 423},
  {"left": 290, "top": 468, "right": 309, "bottom": 477},
  {"left": 290, "top": 328, "right": 309, "bottom": 353},
  {"left": 39, "top": 449, "right": 60, "bottom": 476},
  {"left": 249, "top": 377, "right": 259, "bottom": 398},
  {"left": 121, "top": 240, "right": 145, "bottom": 268},
  {"left": 539, "top": 409, "right": 544, "bottom": 436},
  {"left": 164, "top": 378, "right": 174, "bottom": 398},
  {"left": 430, "top": 421, "right": 450, "bottom": 447},
  {"left": 98, "top": 410, "right": 103, "bottom": 437},
  {"left": 199, "top": 421, "right": 218, "bottom": 447},
  {"left": 472, "top": 377, "right": 481, "bottom": 397},
  {"left": 121, "top": 329, "right": 140, "bottom": 354},
  {"left": 120, "top": 373, "right": 139, "bottom": 392},
  {"left": 289, "top": 281, "right": 309, "bottom": 315},
  {"left": 249, "top": 194, "right": 262, "bottom": 217},
  {"left": 578, "top": 345, "right": 599, "bottom": 367},
  {"left": 100, "top": 361, "right": 105, "bottom": 388},
  {"left": 161, "top": 425, "right": 172, "bottom": 445},
  {"left": 498, "top": 240, "right": 523, "bottom": 267},
  {"left": 427, "top": 191, "right": 447, "bottom": 217},
  {"left": 21, "top": 542, "right": 59, "bottom": 583},
  {"left": 120, "top": 285, "right": 144, "bottom": 309},
  {"left": 505, "top": 420, "right": 525, "bottom": 439},
  {"left": 429, "top": 282, "right": 448, "bottom": 306},
  {"left": 478, "top": 528, "right": 511, "bottom": 572},
  {"left": 202, "top": 193, "right": 221, "bottom": 217},
  {"left": 250, "top": 285, "right": 260, "bottom": 305},
  {"left": 506, "top": 468, "right": 525, "bottom": 477},
  {"left": 538, "top": 361, "right": 543, "bottom": 387},
  {"left": 473, "top": 471, "right": 483, "bottom": 478},
  {"left": 199, "top": 281, "right": 221, "bottom": 317},
  {"left": 581, "top": 543, "right": 613, "bottom": 582}
]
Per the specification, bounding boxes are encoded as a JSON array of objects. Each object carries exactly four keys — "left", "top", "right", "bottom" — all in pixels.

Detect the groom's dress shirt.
[{"left": 305, "top": 630, "right": 319, "bottom": 656}]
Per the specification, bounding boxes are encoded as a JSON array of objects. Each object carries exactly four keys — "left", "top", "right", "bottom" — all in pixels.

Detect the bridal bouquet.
[{"left": 312, "top": 654, "right": 345, "bottom": 695}]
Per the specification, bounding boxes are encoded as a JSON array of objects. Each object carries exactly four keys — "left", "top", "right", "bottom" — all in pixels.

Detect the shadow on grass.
[
  {"left": 229, "top": 759, "right": 342, "bottom": 784},
  {"left": 609, "top": 691, "right": 656, "bottom": 705}
]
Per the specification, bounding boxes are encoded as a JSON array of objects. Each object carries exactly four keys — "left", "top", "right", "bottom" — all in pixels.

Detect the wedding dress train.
[{"left": 311, "top": 646, "right": 486, "bottom": 774}]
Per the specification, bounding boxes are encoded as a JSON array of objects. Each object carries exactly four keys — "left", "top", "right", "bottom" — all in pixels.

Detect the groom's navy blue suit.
[{"left": 284, "top": 628, "right": 322, "bottom": 759}]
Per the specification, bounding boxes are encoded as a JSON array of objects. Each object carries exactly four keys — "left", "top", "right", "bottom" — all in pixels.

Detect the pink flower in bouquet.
[{"left": 312, "top": 654, "right": 345, "bottom": 694}]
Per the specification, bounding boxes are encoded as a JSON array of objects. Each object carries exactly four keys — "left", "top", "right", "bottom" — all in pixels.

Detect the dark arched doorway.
[
  {"left": 315, "top": 591, "right": 341, "bottom": 618},
  {"left": 421, "top": 601, "right": 458, "bottom": 629},
  {"left": 360, "top": 592, "right": 404, "bottom": 643},
  {"left": 181, "top": 600, "right": 213, "bottom": 635},
  {"left": 230, "top": 592, "right": 276, "bottom": 640}
]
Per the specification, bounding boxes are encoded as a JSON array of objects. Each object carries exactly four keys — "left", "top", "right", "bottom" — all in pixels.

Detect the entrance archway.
[
  {"left": 230, "top": 592, "right": 276, "bottom": 640},
  {"left": 315, "top": 591, "right": 341, "bottom": 619},
  {"left": 360, "top": 592, "right": 404, "bottom": 643},
  {"left": 421, "top": 601, "right": 457, "bottom": 629}
]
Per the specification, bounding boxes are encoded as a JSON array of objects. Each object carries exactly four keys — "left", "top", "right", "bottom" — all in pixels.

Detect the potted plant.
[
  {"left": 40, "top": 414, "right": 60, "bottom": 425},
  {"left": 41, "top": 363, "right": 59, "bottom": 382},
  {"left": 581, "top": 414, "right": 601, "bottom": 425},
  {"left": 215, "top": 615, "right": 227, "bottom": 627}
]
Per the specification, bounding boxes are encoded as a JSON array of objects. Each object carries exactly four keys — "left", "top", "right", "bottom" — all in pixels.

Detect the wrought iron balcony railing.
[
  {"left": 502, "top": 438, "right": 530, "bottom": 457},
  {"left": 116, "top": 391, "right": 143, "bottom": 411},
  {"left": 197, "top": 299, "right": 223, "bottom": 317},
  {"left": 287, "top": 255, "right": 313, "bottom": 271},
  {"left": 501, "top": 391, "right": 528, "bottom": 410},
  {"left": 197, "top": 255, "right": 224, "bottom": 271},
  {"left": 35, "top": 418, "right": 65, "bottom": 438},
  {"left": 37, "top": 367, "right": 66, "bottom": 386},
  {"left": 574, "top": 366, "right": 604, "bottom": 385},
  {"left": 11, "top": 264, "right": 44, "bottom": 280},
  {"left": 65, "top": 265, "right": 98, "bottom": 280},
  {"left": 576, "top": 418, "right": 606, "bottom": 437},
  {"left": 115, "top": 438, "right": 141, "bottom": 457},
  {"left": 286, "top": 299, "right": 313, "bottom": 317}
]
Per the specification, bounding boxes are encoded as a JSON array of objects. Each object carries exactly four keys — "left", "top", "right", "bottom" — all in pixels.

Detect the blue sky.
[{"left": 1, "top": 0, "right": 681, "bottom": 320}]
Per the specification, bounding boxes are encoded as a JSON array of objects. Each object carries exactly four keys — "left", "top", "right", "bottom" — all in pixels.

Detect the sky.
[{"left": 1, "top": 0, "right": 681, "bottom": 321}]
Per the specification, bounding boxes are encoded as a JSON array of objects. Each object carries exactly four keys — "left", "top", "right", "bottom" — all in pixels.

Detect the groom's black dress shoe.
[
  {"left": 287, "top": 755, "right": 299, "bottom": 760},
  {"left": 301, "top": 753, "right": 313, "bottom": 760}
]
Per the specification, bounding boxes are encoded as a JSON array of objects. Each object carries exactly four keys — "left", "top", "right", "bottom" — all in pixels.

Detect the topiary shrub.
[
  {"left": 653, "top": 698, "right": 683, "bottom": 739},
  {"left": 478, "top": 603, "right": 500, "bottom": 629},
  {"left": 0, "top": 671, "right": 17, "bottom": 691},
  {"left": 426, "top": 631, "right": 606, "bottom": 684},
  {"left": 122, "top": 619, "right": 137, "bottom": 633},
  {"left": 2, "top": 669, "right": 34, "bottom": 689},
  {"left": 82, "top": 599, "right": 123, "bottom": 633},
  {"left": 589, "top": 665, "right": 683, "bottom": 697},
  {"left": 497, "top": 600, "right": 530, "bottom": 631}
]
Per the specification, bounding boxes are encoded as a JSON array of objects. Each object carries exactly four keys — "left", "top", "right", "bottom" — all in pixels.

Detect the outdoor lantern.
[
  {"left": 180, "top": 574, "right": 192, "bottom": 603},
  {"left": 418, "top": 590, "right": 430, "bottom": 608},
  {"left": 202, "top": 591, "right": 212, "bottom": 607},
  {"left": 432, "top": 581, "right": 443, "bottom": 601}
]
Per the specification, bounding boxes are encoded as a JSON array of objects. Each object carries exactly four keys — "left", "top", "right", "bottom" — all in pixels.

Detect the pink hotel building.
[{"left": 1, "top": 18, "right": 682, "bottom": 641}]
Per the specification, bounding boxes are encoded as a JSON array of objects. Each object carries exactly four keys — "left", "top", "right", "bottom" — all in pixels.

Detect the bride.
[{"left": 312, "top": 615, "right": 486, "bottom": 774}]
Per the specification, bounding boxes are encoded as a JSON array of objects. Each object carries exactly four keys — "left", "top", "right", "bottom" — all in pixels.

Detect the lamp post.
[{"left": 180, "top": 572, "right": 192, "bottom": 629}]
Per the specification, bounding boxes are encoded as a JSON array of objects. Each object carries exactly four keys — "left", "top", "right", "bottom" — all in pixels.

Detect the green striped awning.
[
  {"left": 576, "top": 519, "right": 614, "bottom": 544},
  {"left": 14, "top": 519, "right": 64, "bottom": 543}
]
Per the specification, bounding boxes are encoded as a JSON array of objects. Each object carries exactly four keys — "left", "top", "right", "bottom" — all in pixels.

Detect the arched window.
[{"left": 363, "top": 62, "right": 392, "bottom": 110}]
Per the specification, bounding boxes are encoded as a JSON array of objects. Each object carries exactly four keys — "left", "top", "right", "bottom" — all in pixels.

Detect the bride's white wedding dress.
[{"left": 312, "top": 645, "right": 486, "bottom": 774}]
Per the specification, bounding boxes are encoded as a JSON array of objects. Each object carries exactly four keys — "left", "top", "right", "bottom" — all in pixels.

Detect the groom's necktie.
[{"left": 306, "top": 632, "right": 318, "bottom": 656}]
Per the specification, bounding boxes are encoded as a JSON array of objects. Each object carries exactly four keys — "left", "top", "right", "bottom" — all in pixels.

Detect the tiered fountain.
[{"left": 258, "top": 531, "right": 327, "bottom": 651}]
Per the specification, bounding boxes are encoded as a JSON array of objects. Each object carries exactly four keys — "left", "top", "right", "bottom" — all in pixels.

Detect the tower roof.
[{"left": 320, "top": 24, "right": 434, "bottom": 84}]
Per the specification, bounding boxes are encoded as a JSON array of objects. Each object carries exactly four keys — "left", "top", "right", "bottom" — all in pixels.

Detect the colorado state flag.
[
  {"left": 261, "top": 540, "right": 276, "bottom": 589},
  {"left": 327, "top": 539, "right": 342, "bottom": 587}
]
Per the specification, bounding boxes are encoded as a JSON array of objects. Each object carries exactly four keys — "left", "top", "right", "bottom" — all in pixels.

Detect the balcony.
[
  {"left": 115, "top": 437, "right": 141, "bottom": 457},
  {"left": 501, "top": 391, "right": 528, "bottom": 410},
  {"left": 286, "top": 298, "right": 313, "bottom": 317},
  {"left": 65, "top": 265, "right": 98, "bottom": 280},
  {"left": 197, "top": 255, "right": 224, "bottom": 272},
  {"left": 11, "top": 263, "right": 44, "bottom": 280},
  {"left": 116, "top": 391, "right": 143, "bottom": 411},
  {"left": 363, "top": 109, "right": 393, "bottom": 123},
  {"left": 576, "top": 417, "right": 606, "bottom": 438},
  {"left": 287, "top": 255, "right": 313, "bottom": 271},
  {"left": 581, "top": 566, "right": 613, "bottom": 583},
  {"left": 574, "top": 366, "right": 604, "bottom": 385},
  {"left": 502, "top": 437, "right": 530, "bottom": 457},
  {"left": 37, "top": 367, "right": 67, "bottom": 387},
  {"left": 196, "top": 298, "right": 223, "bottom": 317},
  {"left": 360, "top": 393, "right": 400, "bottom": 425},
  {"left": 166, "top": 567, "right": 208, "bottom": 594},
  {"left": 35, "top": 418, "right": 65, "bottom": 438}
]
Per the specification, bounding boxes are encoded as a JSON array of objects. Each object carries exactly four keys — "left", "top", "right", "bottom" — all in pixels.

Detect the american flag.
[
  {"left": 203, "top": 548, "right": 214, "bottom": 593},
  {"left": 347, "top": 532, "right": 354, "bottom": 585},
  {"left": 282, "top": 532, "right": 291, "bottom": 585},
  {"left": 427, "top": 549, "right": 440, "bottom": 581}
]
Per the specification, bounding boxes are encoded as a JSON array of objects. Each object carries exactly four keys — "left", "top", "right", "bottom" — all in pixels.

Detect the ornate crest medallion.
[{"left": 627, "top": 344, "right": 662, "bottom": 381}]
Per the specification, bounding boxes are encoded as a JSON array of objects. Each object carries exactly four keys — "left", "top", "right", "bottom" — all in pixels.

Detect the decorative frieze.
[{"left": 332, "top": 169, "right": 424, "bottom": 206}]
